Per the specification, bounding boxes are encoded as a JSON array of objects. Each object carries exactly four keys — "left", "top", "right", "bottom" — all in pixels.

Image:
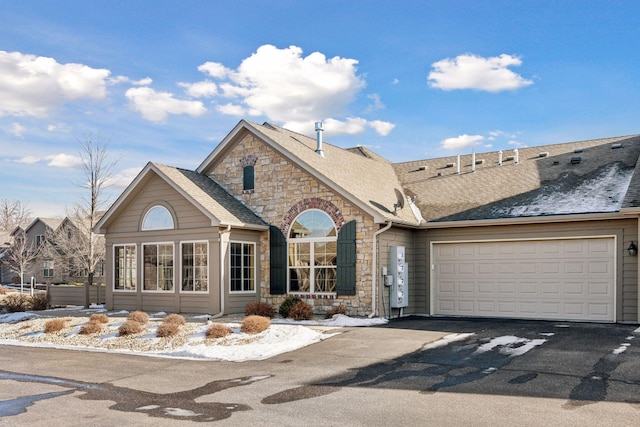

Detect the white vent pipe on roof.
[
  {"left": 457, "top": 154, "right": 460, "bottom": 174},
  {"left": 498, "top": 150, "right": 503, "bottom": 166},
  {"left": 514, "top": 148, "right": 519, "bottom": 164},
  {"left": 315, "top": 121, "right": 325, "bottom": 157},
  {"left": 472, "top": 151, "right": 476, "bottom": 173}
]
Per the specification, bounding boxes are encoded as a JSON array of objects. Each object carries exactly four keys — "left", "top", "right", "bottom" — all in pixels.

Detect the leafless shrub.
[
  {"left": 89, "top": 313, "right": 109, "bottom": 324},
  {"left": 163, "top": 314, "right": 186, "bottom": 326},
  {"left": 0, "top": 285, "right": 5, "bottom": 295},
  {"left": 44, "top": 318, "right": 68, "bottom": 333},
  {"left": 289, "top": 301, "right": 314, "bottom": 321},
  {"left": 1, "top": 293, "right": 30, "bottom": 312},
  {"left": 241, "top": 315, "right": 270, "bottom": 334},
  {"left": 118, "top": 320, "right": 144, "bottom": 336},
  {"left": 244, "top": 301, "right": 275, "bottom": 318},
  {"left": 325, "top": 304, "right": 347, "bottom": 319},
  {"left": 79, "top": 320, "right": 103, "bottom": 335},
  {"left": 30, "top": 293, "right": 49, "bottom": 311},
  {"left": 206, "top": 323, "right": 232, "bottom": 339},
  {"left": 156, "top": 322, "right": 180, "bottom": 338},
  {"left": 127, "top": 311, "right": 149, "bottom": 324}
]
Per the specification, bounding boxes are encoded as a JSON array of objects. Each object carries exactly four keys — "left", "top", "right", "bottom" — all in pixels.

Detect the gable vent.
[
  {"left": 612, "top": 143, "right": 623, "bottom": 149},
  {"left": 570, "top": 157, "right": 582, "bottom": 164},
  {"left": 539, "top": 151, "right": 549, "bottom": 158}
]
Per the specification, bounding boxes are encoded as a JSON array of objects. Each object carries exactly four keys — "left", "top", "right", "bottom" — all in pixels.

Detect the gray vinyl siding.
[
  {"left": 377, "top": 227, "right": 417, "bottom": 317},
  {"left": 418, "top": 218, "right": 638, "bottom": 323}
]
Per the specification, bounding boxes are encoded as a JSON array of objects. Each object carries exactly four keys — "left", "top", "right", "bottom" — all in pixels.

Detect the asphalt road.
[{"left": 0, "top": 317, "right": 639, "bottom": 426}]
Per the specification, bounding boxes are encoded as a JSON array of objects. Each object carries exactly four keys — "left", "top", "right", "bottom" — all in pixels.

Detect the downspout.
[
  {"left": 211, "top": 225, "right": 231, "bottom": 319},
  {"left": 370, "top": 221, "right": 393, "bottom": 318}
]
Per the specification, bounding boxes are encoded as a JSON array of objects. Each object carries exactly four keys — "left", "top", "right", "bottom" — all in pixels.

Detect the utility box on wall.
[{"left": 389, "top": 246, "right": 409, "bottom": 308}]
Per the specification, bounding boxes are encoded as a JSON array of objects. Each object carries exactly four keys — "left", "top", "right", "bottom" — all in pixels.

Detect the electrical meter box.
[{"left": 389, "top": 246, "right": 409, "bottom": 308}]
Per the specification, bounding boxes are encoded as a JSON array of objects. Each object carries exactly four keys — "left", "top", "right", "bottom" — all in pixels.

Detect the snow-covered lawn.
[{"left": 0, "top": 307, "right": 388, "bottom": 362}]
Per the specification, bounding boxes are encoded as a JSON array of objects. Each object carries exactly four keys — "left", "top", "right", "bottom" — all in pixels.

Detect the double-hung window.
[
  {"left": 143, "top": 243, "right": 174, "bottom": 291},
  {"left": 230, "top": 242, "right": 255, "bottom": 292},
  {"left": 43, "top": 260, "right": 54, "bottom": 278},
  {"left": 181, "top": 241, "right": 208, "bottom": 292},
  {"left": 114, "top": 244, "right": 137, "bottom": 291}
]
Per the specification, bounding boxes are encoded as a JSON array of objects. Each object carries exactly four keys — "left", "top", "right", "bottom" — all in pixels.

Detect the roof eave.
[{"left": 423, "top": 211, "right": 629, "bottom": 229}]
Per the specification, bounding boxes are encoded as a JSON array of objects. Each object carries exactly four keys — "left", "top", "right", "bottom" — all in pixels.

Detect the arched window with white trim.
[
  {"left": 288, "top": 209, "right": 337, "bottom": 293},
  {"left": 141, "top": 205, "right": 174, "bottom": 231}
]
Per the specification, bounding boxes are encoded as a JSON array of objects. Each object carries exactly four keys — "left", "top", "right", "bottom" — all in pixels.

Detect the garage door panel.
[{"left": 433, "top": 237, "right": 615, "bottom": 322}]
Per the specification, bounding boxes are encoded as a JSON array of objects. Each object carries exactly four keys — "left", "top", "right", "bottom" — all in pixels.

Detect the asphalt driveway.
[{"left": 0, "top": 316, "right": 639, "bottom": 426}]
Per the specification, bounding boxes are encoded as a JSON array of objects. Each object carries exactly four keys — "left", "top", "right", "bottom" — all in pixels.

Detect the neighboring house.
[
  {"left": 96, "top": 120, "right": 640, "bottom": 323},
  {"left": 0, "top": 230, "right": 12, "bottom": 284},
  {"left": 6, "top": 217, "right": 106, "bottom": 286}
]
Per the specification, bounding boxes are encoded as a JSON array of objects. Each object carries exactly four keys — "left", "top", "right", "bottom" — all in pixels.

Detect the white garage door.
[{"left": 432, "top": 237, "right": 615, "bottom": 322}]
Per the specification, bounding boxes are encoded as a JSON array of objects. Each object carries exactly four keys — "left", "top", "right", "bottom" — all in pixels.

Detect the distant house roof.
[
  {"left": 95, "top": 162, "right": 269, "bottom": 233},
  {"left": 198, "top": 120, "right": 421, "bottom": 225},
  {"left": 24, "top": 217, "right": 64, "bottom": 233},
  {"left": 393, "top": 135, "right": 640, "bottom": 222}
]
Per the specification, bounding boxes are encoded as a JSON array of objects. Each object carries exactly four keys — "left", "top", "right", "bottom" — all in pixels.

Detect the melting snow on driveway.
[{"left": 474, "top": 335, "right": 547, "bottom": 357}]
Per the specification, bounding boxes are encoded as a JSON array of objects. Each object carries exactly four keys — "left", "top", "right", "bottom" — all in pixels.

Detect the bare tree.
[
  {"left": 0, "top": 199, "right": 32, "bottom": 232},
  {"left": 50, "top": 132, "right": 119, "bottom": 307},
  {"left": 2, "top": 230, "right": 38, "bottom": 289}
]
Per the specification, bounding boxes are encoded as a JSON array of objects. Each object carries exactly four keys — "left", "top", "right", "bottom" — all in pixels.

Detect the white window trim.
[
  {"left": 179, "top": 240, "right": 209, "bottom": 294},
  {"left": 113, "top": 243, "right": 137, "bottom": 292},
  {"left": 229, "top": 241, "right": 256, "bottom": 294},
  {"left": 142, "top": 242, "right": 175, "bottom": 293},
  {"left": 141, "top": 205, "right": 175, "bottom": 231},
  {"left": 287, "top": 209, "right": 338, "bottom": 295}
]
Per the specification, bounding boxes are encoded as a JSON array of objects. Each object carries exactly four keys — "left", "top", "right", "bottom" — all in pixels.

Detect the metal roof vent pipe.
[
  {"left": 498, "top": 150, "right": 503, "bottom": 166},
  {"left": 315, "top": 121, "right": 325, "bottom": 157},
  {"left": 472, "top": 151, "right": 476, "bottom": 173},
  {"left": 514, "top": 148, "right": 519, "bottom": 164},
  {"left": 457, "top": 154, "right": 461, "bottom": 174}
]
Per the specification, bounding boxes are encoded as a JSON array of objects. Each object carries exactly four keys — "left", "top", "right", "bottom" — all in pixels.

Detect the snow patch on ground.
[{"left": 474, "top": 335, "right": 547, "bottom": 357}]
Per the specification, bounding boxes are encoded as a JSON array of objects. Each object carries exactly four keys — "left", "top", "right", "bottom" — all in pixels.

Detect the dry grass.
[
  {"left": 118, "top": 320, "right": 144, "bottom": 336},
  {"left": 156, "top": 322, "right": 180, "bottom": 338},
  {"left": 325, "top": 304, "right": 347, "bottom": 319},
  {"left": 89, "top": 313, "right": 109, "bottom": 324},
  {"left": 289, "top": 301, "right": 314, "bottom": 321},
  {"left": 163, "top": 314, "right": 186, "bottom": 326},
  {"left": 79, "top": 320, "right": 103, "bottom": 335},
  {"left": 44, "top": 318, "right": 68, "bottom": 333},
  {"left": 206, "top": 323, "right": 232, "bottom": 339},
  {"left": 241, "top": 315, "right": 271, "bottom": 334},
  {"left": 0, "top": 285, "right": 5, "bottom": 295},
  {"left": 127, "top": 311, "right": 149, "bottom": 324},
  {"left": 244, "top": 301, "right": 275, "bottom": 318}
]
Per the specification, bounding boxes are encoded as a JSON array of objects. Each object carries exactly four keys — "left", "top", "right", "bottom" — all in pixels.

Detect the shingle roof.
[
  {"left": 152, "top": 163, "right": 268, "bottom": 228},
  {"left": 393, "top": 135, "right": 640, "bottom": 221},
  {"left": 240, "top": 121, "right": 420, "bottom": 225}
]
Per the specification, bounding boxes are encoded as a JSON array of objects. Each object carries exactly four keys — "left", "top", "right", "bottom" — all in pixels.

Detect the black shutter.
[
  {"left": 336, "top": 220, "right": 356, "bottom": 295},
  {"left": 243, "top": 166, "right": 255, "bottom": 190},
  {"left": 269, "top": 225, "right": 287, "bottom": 294}
]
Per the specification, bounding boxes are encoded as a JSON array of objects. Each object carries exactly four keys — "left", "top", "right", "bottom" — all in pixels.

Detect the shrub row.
[{"left": 1, "top": 293, "right": 50, "bottom": 313}]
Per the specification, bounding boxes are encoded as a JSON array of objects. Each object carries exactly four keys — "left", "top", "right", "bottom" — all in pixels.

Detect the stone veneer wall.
[{"left": 210, "top": 133, "right": 376, "bottom": 316}]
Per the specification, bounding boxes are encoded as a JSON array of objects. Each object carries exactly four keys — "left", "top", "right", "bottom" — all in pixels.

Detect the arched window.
[
  {"left": 141, "top": 205, "right": 174, "bottom": 231},
  {"left": 288, "top": 210, "right": 337, "bottom": 293}
]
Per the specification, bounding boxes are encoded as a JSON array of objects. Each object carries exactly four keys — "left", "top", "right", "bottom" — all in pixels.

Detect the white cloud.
[
  {"left": 125, "top": 87, "right": 207, "bottom": 122},
  {"left": 187, "top": 45, "right": 394, "bottom": 136},
  {"left": 106, "top": 167, "right": 142, "bottom": 188},
  {"left": 15, "top": 153, "right": 83, "bottom": 168},
  {"left": 108, "top": 76, "right": 152, "bottom": 86},
  {"left": 508, "top": 140, "right": 527, "bottom": 148},
  {"left": 0, "top": 50, "right": 111, "bottom": 117},
  {"left": 364, "top": 93, "right": 385, "bottom": 113},
  {"left": 179, "top": 80, "right": 218, "bottom": 98},
  {"left": 46, "top": 153, "right": 83, "bottom": 168},
  {"left": 198, "top": 61, "right": 230, "bottom": 79},
  {"left": 441, "top": 134, "right": 485, "bottom": 150},
  {"left": 428, "top": 54, "right": 533, "bottom": 92},
  {"left": 391, "top": 78, "right": 400, "bottom": 85},
  {"left": 10, "top": 122, "right": 25, "bottom": 137},
  {"left": 368, "top": 120, "right": 395, "bottom": 136}
]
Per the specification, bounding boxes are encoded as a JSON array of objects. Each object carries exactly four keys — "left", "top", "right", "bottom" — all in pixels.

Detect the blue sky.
[{"left": 2, "top": 1, "right": 640, "bottom": 217}]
